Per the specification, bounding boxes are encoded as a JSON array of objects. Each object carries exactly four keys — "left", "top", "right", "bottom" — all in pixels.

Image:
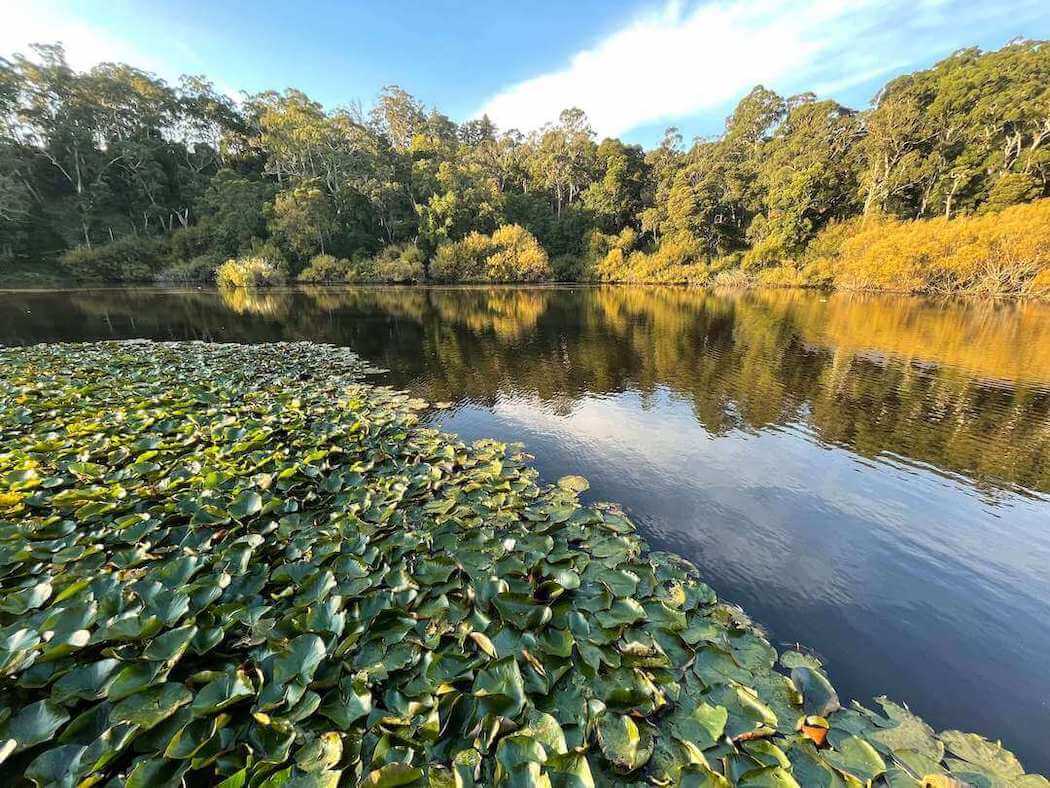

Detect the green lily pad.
[
  {"left": 597, "top": 713, "right": 654, "bottom": 773},
  {"left": 824, "top": 735, "right": 887, "bottom": 782},
  {"left": 0, "top": 700, "right": 70, "bottom": 754},
  {"left": 111, "top": 682, "right": 192, "bottom": 730}
]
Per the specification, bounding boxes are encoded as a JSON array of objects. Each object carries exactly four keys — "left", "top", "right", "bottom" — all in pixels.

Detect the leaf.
[
  {"left": 597, "top": 713, "right": 654, "bottom": 773},
  {"left": 791, "top": 667, "right": 840, "bottom": 717},
  {"left": 51, "top": 659, "right": 121, "bottom": 703},
  {"left": 671, "top": 701, "right": 729, "bottom": 749},
  {"left": 738, "top": 766, "right": 802, "bottom": 787},
  {"left": 557, "top": 475, "right": 590, "bottom": 494},
  {"left": 25, "top": 744, "right": 86, "bottom": 787},
  {"left": 546, "top": 751, "right": 596, "bottom": 788},
  {"left": 594, "top": 598, "right": 646, "bottom": 628},
  {"left": 824, "top": 735, "right": 887, "bottom": 782},
  {"left": 864, "top": 698, "right": 942, "bottom": 760},
  {"left": 678, "top": 764, "right": 733, "bottom": 787},
  {"left": 0, "top": 700, "right": 70, "bottom": 753},
  {"left": 295, "top": 732, "right": 343, "bottom": 772},
  {"left": 938, "top": 730, "right": 1024, "bottom": 779},
  {"left": 191, "top": 668, "right": 255, "bottom": 715},
  {"left": 474, "top": 656, "right": 526, "bottom": 718},
  {"left": 469, "top": 631, "right": 498, "bottom": 658},
  {"left": 318, "top": 677, "right": 371, "bottom": 729},
  {"left": 229, "top": 490, "right": 263, "bottom": 519},
  {"left": 272, "top": 634, "right": 326, "bottom": 685},
  {"left": 111, "top": 682, "right": 192, "bottom": 730},
  {"left": 359, "top": 763, "right": 424, "bottom": 787},
  {"left": 492, "top": 593, "right": 552, "bottom": 629}
]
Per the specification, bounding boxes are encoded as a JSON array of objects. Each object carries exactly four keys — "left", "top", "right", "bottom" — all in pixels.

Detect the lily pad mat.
[{"left": 0, "top": 341, "right": 1043, "bottom": 787}]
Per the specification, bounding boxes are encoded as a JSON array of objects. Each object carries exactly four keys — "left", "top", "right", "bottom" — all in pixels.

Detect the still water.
[{"left": 2, "top": 285, "right": 1049, "bottom": 770}]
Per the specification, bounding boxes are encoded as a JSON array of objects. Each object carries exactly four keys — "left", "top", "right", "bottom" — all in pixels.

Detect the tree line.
[{"left": 1, "top": 40, "right": 1047, "bottom": 289}]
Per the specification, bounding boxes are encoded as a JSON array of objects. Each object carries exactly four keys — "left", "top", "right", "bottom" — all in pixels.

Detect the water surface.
[{"left": 2, "top": 285, "right": 1049, "bottom": 770}]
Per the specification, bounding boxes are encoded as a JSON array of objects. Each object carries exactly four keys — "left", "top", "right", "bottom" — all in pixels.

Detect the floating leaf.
[
  {"left": 824, "top": 735, "right": 886, "bottom": 782},
  {"left": 597, "top": 713, "right": 654, "bottom": 773},
  {"left": 111, "top": 683, "right": 192, "bottom": 730},
  {"left": 0, "top": 700, "right": 70, "bottom": 754}
]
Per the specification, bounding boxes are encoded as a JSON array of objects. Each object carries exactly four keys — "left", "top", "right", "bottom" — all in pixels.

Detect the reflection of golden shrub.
[
  {"left": 219, "top": 286, "right": 292, "bottom": 318},
  {"left": 809, "top": 199, "right": 1050, "bottom": 296},
  {"left": 432, "top": 289, "right": 550, "bottom": 338},
  {"left": 755, "top": 289, "right": 1050, "bottom": 386}
]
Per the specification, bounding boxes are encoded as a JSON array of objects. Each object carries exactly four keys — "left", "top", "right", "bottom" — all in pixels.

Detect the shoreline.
[{"left": 1, "top": 280, "right": 1048, "bottom": 303}]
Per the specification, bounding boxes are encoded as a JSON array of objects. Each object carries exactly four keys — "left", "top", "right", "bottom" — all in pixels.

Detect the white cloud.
[
  {"left": 0, "top": 1, "right": 163, "bottom": 74},
  {"left": 0, "top": 1, "right": 241, "bottom": 99},
  {"left": 475, "top": 0, "right": 1035, "bottom": 138}
]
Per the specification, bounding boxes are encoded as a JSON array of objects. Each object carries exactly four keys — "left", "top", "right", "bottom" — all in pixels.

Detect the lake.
[{"left": 2, "top": 284, "right": 1049, "bottom": 771}]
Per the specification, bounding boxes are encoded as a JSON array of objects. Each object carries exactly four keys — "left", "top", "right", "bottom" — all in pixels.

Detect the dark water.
[{"left": 3, "top": 285, "right": 1049, "bottom": 770}]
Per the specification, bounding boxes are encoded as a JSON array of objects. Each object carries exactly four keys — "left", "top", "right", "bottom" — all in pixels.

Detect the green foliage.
[
  {"left": 215, "top": 256, "right": 287, "bottom": 287},
  {"left": 296, "top": 253, "right": 352, "bottom": 283},
  {"left": 196, "top": 171, "right": 275, "bottom": 257},
  {"left": 266, "top": 182, "right": 338, "bottom": 265},
  {"left": 1, "top": 39, "right": 1048, "bottom": 289},
  {"left": 372, "top": 243, "right": 425, "bottom": 283},
  {"left": 0, "top": 340, "right": 1043, "bottom": 785},
  {"left": 59, "top": 236, "right": 166, "bottom": 282},
  {"left": 154, "top": 254, "right": 221, "bottom": 284}
]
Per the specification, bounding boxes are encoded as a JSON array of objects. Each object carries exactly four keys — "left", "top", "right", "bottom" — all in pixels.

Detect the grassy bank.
[{"left": 0, "top": 341, "right": 1045, "bottom": 786}]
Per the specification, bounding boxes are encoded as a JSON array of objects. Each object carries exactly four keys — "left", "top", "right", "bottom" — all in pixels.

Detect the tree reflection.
[{"left": 2, "top": 285, "right": 1047, "bottom": 493}]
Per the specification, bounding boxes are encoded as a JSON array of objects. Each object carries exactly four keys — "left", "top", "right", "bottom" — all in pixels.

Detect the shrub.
[
  {"left": 215, "top": 256, "right": 287, "bottom": 288},
  {"left": 59, "top": 236, "right": 166, "bottom": 282},
  {"left": 808, "top": 198, "right": 1050, "bottom": 296},
  {"left": 430, "top": 226, "right": 550, "bottom": 283},
  {"left": 740, "top": 232, "right": 791, "bottom": 271},
  {"left": 551, "top": 254, "right": 584, "bottom": 281},
  {"left": 431, "top": 232, "right": 494, "bottom": 282},
  {"left": 297, "top": 254, "right": 352, "bottom": 283},
  {"left": 372, "top": 244, "right": 426, "bottom": 283},
  {"left": 486, "top": 225, "right": 551, "bottom": 282},
  {"left": 154, "top": 254, "right": 221, "bottom": 284},
  {"left": 589, "top": 232, "right": 709, "bottom": 283},
  {"left": 711, "top": 267, "right": 752, "bottom": 288}
]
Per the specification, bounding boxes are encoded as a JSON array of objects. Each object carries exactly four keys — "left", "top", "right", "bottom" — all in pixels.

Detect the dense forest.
[{"left": 1, "top": 40, "right": 1048, "bottom": 293}]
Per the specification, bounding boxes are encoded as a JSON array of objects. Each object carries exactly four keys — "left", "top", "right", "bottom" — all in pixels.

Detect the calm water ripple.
[{"left": 2, "top": 284, "right": 1049, "bottom": 770}]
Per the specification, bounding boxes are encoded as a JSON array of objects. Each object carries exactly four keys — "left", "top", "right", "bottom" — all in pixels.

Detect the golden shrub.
[
  {"left": 808, "top": 199, "right": 1050, "bottom": 296},
  {"left": 215, "top": 256, "right": 287, "bottom": 288},
  {"left": 589, "top": 233, "right": 710, "bottom": 284},
  {"left": 431, "top": 225, "right": 550, "bottom": 283}
]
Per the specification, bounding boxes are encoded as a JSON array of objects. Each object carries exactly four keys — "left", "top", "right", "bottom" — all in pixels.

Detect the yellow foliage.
[
  {"left": 431, "top": 225, "right": 551, "bottom": 283},
  {"left": 487, "top": 225, "right": 551, "bottom": 282},
  {"left": 809, "top": 199, "right": 1050, "bottom": 296},
  {"left": 589, "top": 233, "right": 710, "bottom": 283},
  {"left": 373, "top": 245, "right": 426, "bottom": 283},
  {"left": 216, "top": 256, "right": 286, "bottom": 288}
]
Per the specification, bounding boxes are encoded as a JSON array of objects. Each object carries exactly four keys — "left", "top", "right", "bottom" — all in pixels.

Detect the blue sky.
[{"left": 4, "top": 0, "right": 1048, "bottom": 147}]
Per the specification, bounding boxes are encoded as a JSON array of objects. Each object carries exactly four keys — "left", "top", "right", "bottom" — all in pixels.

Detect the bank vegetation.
[{"left": 1, "top": 40, "right": 1048, "bottom": 295}]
